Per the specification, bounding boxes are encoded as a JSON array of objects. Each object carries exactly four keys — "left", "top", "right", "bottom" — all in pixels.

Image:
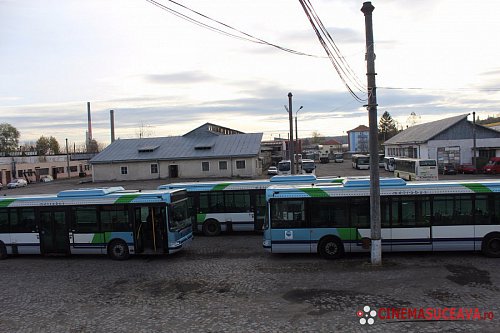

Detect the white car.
[
  {"left": 40, "top": 175, "right": 54, "bottom": 182},
  {"left": 7, "top": 179, "right": 28, "bottom": 188},
  {"left": 267, "top": 166, "right": 278, "bottom": 175}
]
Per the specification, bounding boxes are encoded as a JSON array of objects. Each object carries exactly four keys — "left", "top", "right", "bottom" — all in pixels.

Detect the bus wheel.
[
  {"left": 108, "top": 240, "right": 130, "bottom": 260},
  {"left": 482, "top": 233, "right": 500, "bottom": 258},
  {"left": 0, "top": 242, "right": 7, "bottom": 260},
  {"left": 318, "top": 237, "right": 344, "bottom": 260},
  {"left": 202, "top": 219, "right": 221, "bottom": 236}
]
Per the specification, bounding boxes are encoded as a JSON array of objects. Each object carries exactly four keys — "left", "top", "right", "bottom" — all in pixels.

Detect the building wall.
[
  {"left": 92, "top": 157, "right": 262, "bottom": 181},
  {"left": 0, "top": 156, "right": 90, "bottom": 184},
  {"left": 385, "top": 138, "right": 500, "bottom": 164}
]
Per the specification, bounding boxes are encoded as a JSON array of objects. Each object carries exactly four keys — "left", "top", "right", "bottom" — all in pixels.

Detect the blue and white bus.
[
  {"left": 0, "top": 187, "right": 193, "bottom": 260},
  {"left": 263, "top": 178, "right": 500, "bottom": 259},
  {"left": 159, "top": 175, "right": 342, "bottom": 236}
]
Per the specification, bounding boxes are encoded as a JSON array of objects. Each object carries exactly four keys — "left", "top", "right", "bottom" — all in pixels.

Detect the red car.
[{"left": 457, "top": 164, "right": 477, "bottom": 174}]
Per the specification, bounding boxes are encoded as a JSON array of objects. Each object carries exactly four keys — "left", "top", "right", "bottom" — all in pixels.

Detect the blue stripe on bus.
[{"left": 272, "top": 237, "right": 479, "bottom": 246}]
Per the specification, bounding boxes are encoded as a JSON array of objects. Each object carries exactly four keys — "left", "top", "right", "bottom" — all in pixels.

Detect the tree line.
[{"left": 0, "top": 123, "right": 100, "bottom": 155}]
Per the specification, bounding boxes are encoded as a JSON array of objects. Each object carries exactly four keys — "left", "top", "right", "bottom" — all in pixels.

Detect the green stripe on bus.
[
  {"left": 197, "top": 213, "right": 206, "bottom": 223},
  {"left": 212, "top": 183, "right": 231, "bottom": 191},
  {"left": 91, "top": 233, "right": 106, "bottom": 244},
  {"left": 0, "top": 199, "right": 16, "bottom": 207},
  {"left": 299, "top": 188, "right": 329, "bottom": 197},
  {"left": 461, "top": 183, "right": 493, "bottom": 193},
  {"left": 331, "top": 178, "right": 344, "bottom": 183},
  {"left": 114, "top": 194, "right": 141, "bottom": 204},
  {"left": 336, "top": 228, "right": 362, "bottom": 241}
]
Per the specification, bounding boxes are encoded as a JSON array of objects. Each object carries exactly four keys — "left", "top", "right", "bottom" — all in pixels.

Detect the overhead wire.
[
  {"left": 297, "top": 0, "right": 367, "bottom": 103},
  {"left": 146, "top": 0, "right": 369, "bottom": 103},
  {"left": 146, "top": 0, "right": 323, "bottom": 58}
]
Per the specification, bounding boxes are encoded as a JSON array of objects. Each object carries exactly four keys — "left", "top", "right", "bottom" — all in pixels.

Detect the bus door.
[
  {"left": 39, "top": 208, "right": 70, "bottom": 255},
  {"left": 391, "top": 196, "right": 432, "bottom": 252},
  {"left": 133, "top": 205, "right": 165, "bottom": 254},
  {"left": 252, "top": 191, "right": 267, "bottom": 231}
]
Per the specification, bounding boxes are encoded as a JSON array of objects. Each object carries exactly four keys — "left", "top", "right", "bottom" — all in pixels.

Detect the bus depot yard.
[{"left": 1, "top": 162, "right": 499, "bottom": 331}]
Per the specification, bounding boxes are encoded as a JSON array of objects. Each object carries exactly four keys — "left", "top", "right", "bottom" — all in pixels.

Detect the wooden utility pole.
[{"left": 361, "top": 1, "right": 381, "bottom": 265}]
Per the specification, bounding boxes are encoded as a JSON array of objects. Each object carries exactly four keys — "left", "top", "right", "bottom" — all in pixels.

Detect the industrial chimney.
[
  {"left": 110, "top": 109, "right": 115, "bottom": 143},
  {"left": 87, "top": 102, "right": 92, "bottom": 152}
]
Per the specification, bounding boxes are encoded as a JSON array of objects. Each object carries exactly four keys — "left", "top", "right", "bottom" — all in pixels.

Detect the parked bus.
[
  {"left": 263, "top": 178, "right": 500, "bottom": 259},
  {"left": 159, "top": 175, "right": 342, "bottom": 236},
  {"left": 394, "top": 158, "right": 438, "bottom": 181},
  {"left": 277, "top": 160, "right": 291, "bottom": 175},
  {"left": 352, "top": 154, "right": 370, "bottom": 170},
  {"left": 384, "top": 157, "right": 395, "bottom": 172},
  {"left": 300, "top": 159, "right": 316, "bottom": 174},
  {"left": 0, "top": 187, "right": 193, "bottom": 260}
]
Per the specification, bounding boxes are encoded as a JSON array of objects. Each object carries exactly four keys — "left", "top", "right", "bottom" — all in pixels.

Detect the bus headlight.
[{"left": 263, "top": 240, "right": 271, "bottom": 247}]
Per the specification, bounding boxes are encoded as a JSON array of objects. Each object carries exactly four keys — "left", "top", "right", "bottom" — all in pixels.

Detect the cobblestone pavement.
[{"left": 1, "top": 234, "right": 499, "bottom": 332}]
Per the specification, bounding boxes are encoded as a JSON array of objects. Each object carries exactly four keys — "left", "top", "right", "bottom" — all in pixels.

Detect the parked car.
[
  {"left": 483, "top": 157, "right": 500, "bottom": 175},
  {"left": 457, "top": 164, "right": 477, "bottom": 174},
  {"left": 267, "top": 166, "right": 278, "bottom": 176},
  {"left": 40, "top": 175, "right": 54, "bottom": 182},
  {"left": 7, "top": 178, "right": 28, "bottom": 188},
  {"left": 440, "top": 164, "right": 457, "bottom": 175}
]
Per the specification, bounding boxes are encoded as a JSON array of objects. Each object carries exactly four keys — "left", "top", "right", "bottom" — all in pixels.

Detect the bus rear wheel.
[
  {"left": 482, "top": 233, "right": 500, "bottom": 258},
  {"left": 202, "top": 219, "right": 221, "bottom": 236},
  {"left": 108, "top": 240, "right": 130, "bottom": 260},
  {"left": 318, "top": 237, "right": 344, "bottom": 260}
]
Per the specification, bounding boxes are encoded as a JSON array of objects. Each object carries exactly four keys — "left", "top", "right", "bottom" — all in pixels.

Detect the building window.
[
  {"left": 219, "top": 161, "right": 228, "bottom": 170},
  {"left": 202, "top": 162, "right": 209, "bottom": 172},
  {"left": 69, "top": 166, "right": 78, "bottom": 172},
  {"left": 236, "top": 160, "right": 246, "bottom": 169},
  {"left": 18, "top": 170, "right": 23, "bottom": 178},
  {"left": 151, "top": 163, "right": 158, "bottom": 174},
  {"left": 121, "top": 166, "right": 128, "bottom": 175}
]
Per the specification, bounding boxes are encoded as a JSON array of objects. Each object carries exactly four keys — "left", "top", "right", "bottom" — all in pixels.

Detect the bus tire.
[
  {"left": 318, "top": 236, "right": 344, "bottom": 260},
  {"left": 202, "top": 219, "right": 221, "bottom": 237},
  {"left": 108, "top": 239, "right": 130, "bottom": 260},
  {"left": 0, "top": 242, "right": 7, "bottom": 260},
  {"left": 481, "top": 232, "right": 500, "bottom": 258}
]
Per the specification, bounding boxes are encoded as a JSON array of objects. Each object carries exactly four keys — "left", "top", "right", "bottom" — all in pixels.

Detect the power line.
[
  {"left": 297, "top": 0, "right": 367, "bottom": 103},
  {"left": 146, "top": 0, "right": 324, "bottom": 58}
]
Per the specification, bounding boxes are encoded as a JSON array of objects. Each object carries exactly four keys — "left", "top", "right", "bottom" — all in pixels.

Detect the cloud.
[{"left": 144, "top": 71, "right": 216, "bottom": 84}]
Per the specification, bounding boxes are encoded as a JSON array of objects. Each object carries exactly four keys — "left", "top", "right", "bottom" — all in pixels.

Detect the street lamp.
[{"left": 295, "top": 106, "right": 303, "bottom": 173}]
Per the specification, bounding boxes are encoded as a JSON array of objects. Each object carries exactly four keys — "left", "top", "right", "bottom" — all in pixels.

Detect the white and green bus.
[
  {"left": 263, "top": 178, "right": 500, "bottom": 259},
  {"left": 394, "top": 157, "right": 438, "bottom": 181},
  {"left": 159, "top": 175, "right": 342, "bottom": 236},
  {"left": 0, "top": 187, "right": 193, "bottom": 260}
]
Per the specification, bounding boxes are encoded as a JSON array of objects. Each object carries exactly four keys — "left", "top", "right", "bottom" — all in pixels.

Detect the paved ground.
[
  {"left": 1, "top": 234, "right": 499, "bottom": 332},
  {"left": 1, "top": 161, "right": 499, "bottom": 332}
]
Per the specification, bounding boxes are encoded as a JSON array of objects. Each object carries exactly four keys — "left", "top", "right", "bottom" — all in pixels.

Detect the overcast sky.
[{"left": 1, "top": 0, "right": 499, "bottom": 147}]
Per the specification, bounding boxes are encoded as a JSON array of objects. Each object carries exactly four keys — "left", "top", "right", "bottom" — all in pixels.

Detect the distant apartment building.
[{"left": 347, "top": 125, "right": 370, "bottom": 153}]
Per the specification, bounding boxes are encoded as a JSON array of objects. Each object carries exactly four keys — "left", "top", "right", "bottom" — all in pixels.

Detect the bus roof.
[
  {"left": 0, "top": 187, "right": 186, "bottom": 207},
  {"left": 158, "top": 175, "right": 342, "bottom": 192},
  {"left": 266, "top": 178, "right": 500, "bottom": 199}
]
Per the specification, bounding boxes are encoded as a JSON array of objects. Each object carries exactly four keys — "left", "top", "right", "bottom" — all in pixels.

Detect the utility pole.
[
  {"left": 288, "top": 92, "right": 295, "bottom": 175},
  {"left": 295, "top": 106, "right": 303, "bottom": 174},
  {"left": 362, "top": 1, "right": 381, "bottom": 266},
  {"left": 473, "top": 112, "right": 477, "bottom": 171}
]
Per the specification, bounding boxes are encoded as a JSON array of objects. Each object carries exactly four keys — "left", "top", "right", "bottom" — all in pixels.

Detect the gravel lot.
[{"left": 1, "top": 161, "right": 499, "bottom": 332}]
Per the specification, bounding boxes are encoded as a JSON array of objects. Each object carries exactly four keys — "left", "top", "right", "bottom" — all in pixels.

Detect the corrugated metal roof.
[
  {"left": 384, "top": 114, "right": 468, "bottom": 145},
  {"left": 90, "top": 133, "right": 263, "bottom": 164}
]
